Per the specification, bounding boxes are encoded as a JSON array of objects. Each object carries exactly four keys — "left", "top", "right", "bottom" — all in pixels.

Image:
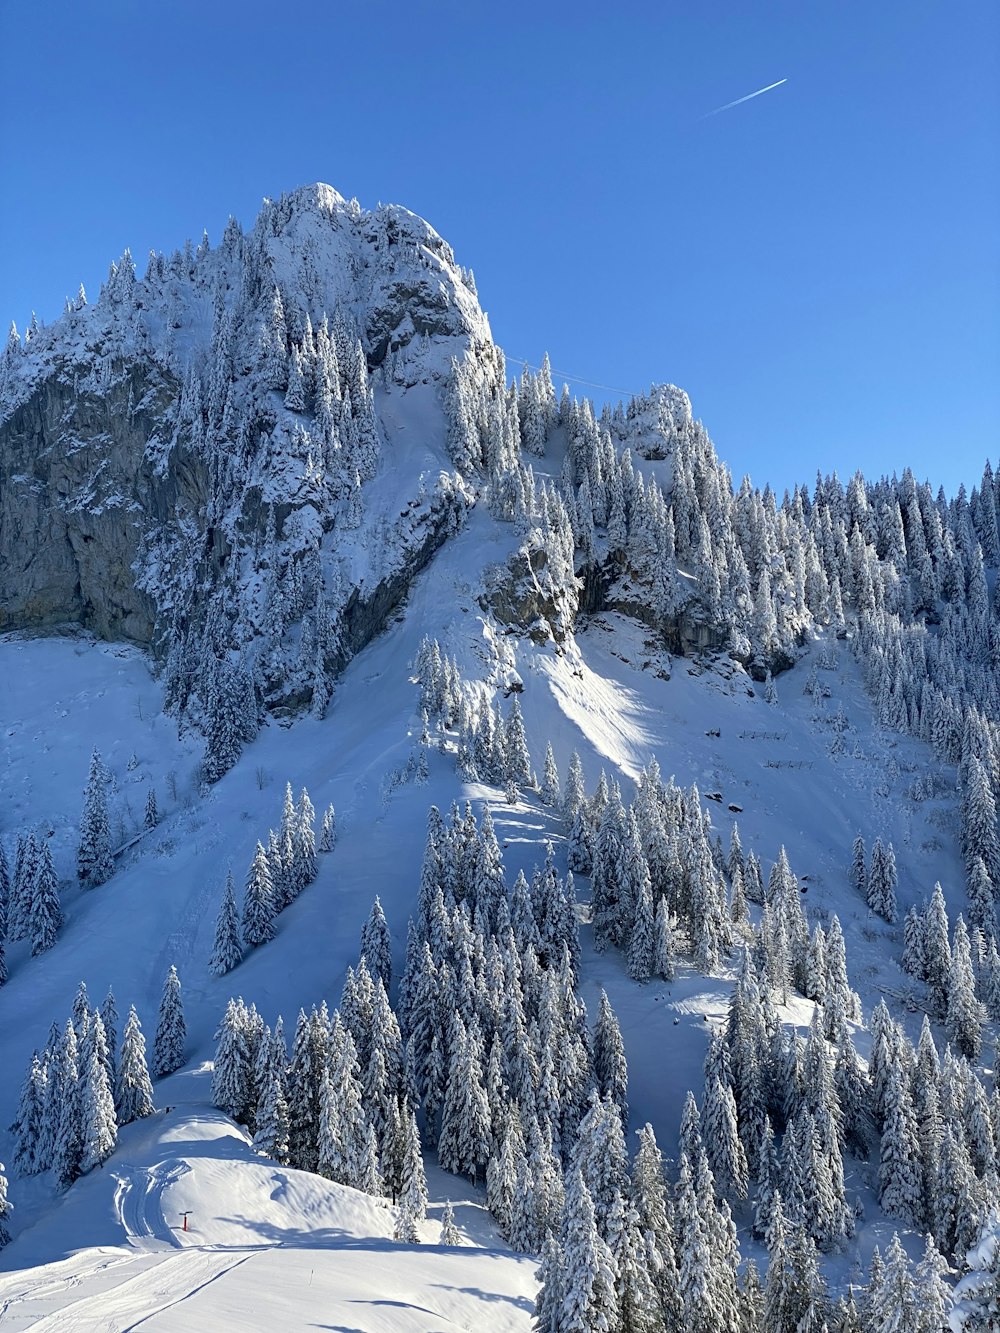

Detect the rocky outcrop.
[{"left": 0, "top": 362, "right": 182, "bottom": 643}]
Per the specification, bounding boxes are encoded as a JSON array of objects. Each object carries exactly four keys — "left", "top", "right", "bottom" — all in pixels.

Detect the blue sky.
[{"left": 2, "top": 1, "right": 997, "bottom": 497}]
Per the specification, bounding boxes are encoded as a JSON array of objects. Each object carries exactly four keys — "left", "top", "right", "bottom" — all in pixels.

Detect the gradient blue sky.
[{"left": 2, "top": 1, "right": 997, "bottom": 497}]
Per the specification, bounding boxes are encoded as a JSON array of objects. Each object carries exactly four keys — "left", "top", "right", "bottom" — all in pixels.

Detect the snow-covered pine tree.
[
  {"left": 295, "top": 786, "right": 317, "bottom": 886},
  {"left": 78, "top": 748, "right": 114, "bottom": 888},
  {"left": 210, "top": 871, "right": 243, "bottom": 975},
  {"left": 398, "top": 1108, "right": 428, "bottom": 1222},
  {"left": 52, "top": 1021, "right": 83, "bottom": 1190},
  {"left": 80, "top": 1047, "right": 117, "bottom": 1173},
  {"left": 540, "top": 743, "right": 560, "bottom": 807},
  {"left": 0, "top": 1163, "right": 10, "bottom": 1247},
  {"left": 440, "top": 1200, "right": 460, "bottom": 1245},
  {"left": 878, "top": 1056, "right": 924, "bottom": 1228},
  {"left": 116, "top": 1005, "right": 155, "bottom": 1124},
  {"left": 319, "top": 803, "right": 337, "bottom": 852},
  {"left": 243, "top": 842, "right": 276, "bottom": 948},
  {"left": 152, "top": 965, "right": 186, "bottom": 1077},
  {"left": 560, "top": 1169, "right": 620, "bottom": 1333},
  {"left": 849, "top": 834, "right": 867, "bottom": 900},
  {"left": 593, "top": 990, "right": 628, "bottom": 1127},
  {"left": 28, "top": 839, "right": 63, "bottom": 956},
  {"left": 359, "top": 897, "right": 392, "bottom": 989},
  {"left": 946, "top": 914, "right": 983, "bottom": 1060},
  {"left": 627, "top": 879, "right": 655, "bottom": 981},
  {"left": 11, "top": 1052, "right": 46, "bottom": 1177},
  {"left": 253, "top": 1067, "right": 290, "bottom": 1163},
  {"left": 144, "top": 786, "right": 158, "bottom": 830},
  {"left": 503, "top": 696, "right": 532, "bottom": 788}
]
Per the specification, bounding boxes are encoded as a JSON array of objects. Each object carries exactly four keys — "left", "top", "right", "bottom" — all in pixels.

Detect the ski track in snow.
[
  {"left": 26, "top": 1249, "right": 252, "bottom": 1332},
  {"left": 113, "top": 1162, "right": 188, "bottom": 1248}
]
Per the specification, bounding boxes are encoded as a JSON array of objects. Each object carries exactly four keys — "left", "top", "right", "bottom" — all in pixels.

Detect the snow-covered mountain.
[{"left": 1, "top": 183, "right": 1000, "bottom": 1331}]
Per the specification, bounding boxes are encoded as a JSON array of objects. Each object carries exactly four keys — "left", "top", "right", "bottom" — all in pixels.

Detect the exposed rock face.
[{"left": 0, "top": 363, "right": 181, "bottom": 643}]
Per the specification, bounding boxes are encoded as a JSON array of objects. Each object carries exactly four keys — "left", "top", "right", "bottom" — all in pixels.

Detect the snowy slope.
[{"left": 0, "top": 459, "right": 977, "bottom": 1318}]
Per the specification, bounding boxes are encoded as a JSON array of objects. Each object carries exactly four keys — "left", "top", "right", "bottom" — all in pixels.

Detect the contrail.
[{"left": 703, "top": 78, "right": 787, "bottom": 118}]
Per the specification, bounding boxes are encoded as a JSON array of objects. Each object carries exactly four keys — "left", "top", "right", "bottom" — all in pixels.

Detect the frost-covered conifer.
[
  {"left": 11, "top": 1053, "right": 46, "bottom": 1177},
  {"left": 0, "top": 1164, "right": 11, "bottom": 1247},
  {"left": 211, "top": 998, "right": 253, "bottom": 1126},
  {"left": 503, "top": 696, "right": 531, "bottom": 787},
  {"left": 52, "top": 1022, "right": 82, "bottom": 1190},
  {"left": 593, "top": 991, "right": 628, "bottom": 1128},
  {"left": 144, "top": 787, "right": 158, "bottom": 829},
  {"left": 878, "top": 1058, "right": 923, "bottom": 1227},
  {"left": 440, "top": 1200, "right": 460, "bottom": 1245},
  {"left": 627, "top": 880, "right": 655, "bottom": 980},
  {"left": 867, "top": 838, "right": 898, "bottom": 923},
  {"left": 398, "top": 1108, "right": 427, "bottom": 1222},
  {"left": 253, "top": 1067, "right": 290, "bottom": 1163},
  {"left": 946, "top": 914, "right": 983, "bottom": 1060},
  {"left": 315, "top": 804, "right": 337, "bottom": 858},
  {"left": 295, "top": 787, "right": 317, "bottom": 886},
  {"left": 540, "top": 743, "right": 560, "bottom": 807},
  {"left": 80, "top": 1048, "right": 117, "bottom": 1173},
  {"left": 359, "top": 897, "right": 392, "bottom": 989},
  {"left": 562, "top": 750, "right": 586, "bottom": 825},
  {"left": 210, "top": 871, "right": 243, "bottom": 975},
  {"left": 243, "top": 842, "right": 276, "bottom": 948},
  {"left": 28, "top": 839, "right": 63, "bottom": 956},
  {"left": 849, "top": 834, "right": 867, "bottom": 899},
  {"left": 117, "top": 1005, "right": 155, "bottom": 1125},
  {"left": 152, "top": 965, "right": 186, "bottom": 1077},
  {"left": 437, "top": 1013, "right": 491, "bottom": 1184},
  {"left": 78, "top": 749, "right": 113, "bottom": 888},
  {"left": 764, "top": 670, "right": 778, "bottom": 705},
  {"left": 561, "top": 1169, "right": 620, "bottom": 1333}
]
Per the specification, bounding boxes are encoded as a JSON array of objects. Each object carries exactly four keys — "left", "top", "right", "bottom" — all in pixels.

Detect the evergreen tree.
[
  {"left": 252, "top": 1066, "right": 290, "bottom": 1163},
  {"left": 101, "top": 988, "right": 119, "bottom": 1083},
  {"left": 116, "top": 1006, "right": 155, "bottom": 1124},
  {"left": 440, "top": 1200, "right": 460, "bottom": 1246},
  {"left": 243, "top": 842, "right": 276, "bottom": 948},
  {"left": 540, "top": 743, "right": 561, "bottom": 807},
  {"left": 52, "top": 1022, "right": 83, "bottom": 1190},
  {"left": 503, "top": 696, "right": 532, "bottom": 787},
  {"left": 913, "top": 1233, "right": 950, "bottom": 1333},
  {"left": 878, "top": 1058, "right": 924, "bottom": 1227},
  {"left": 398, "top": 1108, "right": 428, "bottom": 1222},
  {"left": 144, "top": 787, "right": 158, "bottom": 830},
  {"left": 80, "top": 1048, "right": 117, "bottom": 1173},
  {"left": 627, "top": 880, "right": 655, "bottom": 981},
  {"left": 78, "top": 749, "right": 114, "bottom": 887},
  {"left": 319, "top": 803, "right": 337, "bottom": 852},
  {"left": 295, "top": 786, "right": 318, "bottom": 886},
  {"left": 849, "top": 834, "right": 867, "bottom": 900},
  {"left": 11, "top": 1053, "right": 46, "bottom": 1177},
  {"left": 360, "top": 897, "right": 392, "bottom": 989},
  {"left": 210, "top": 872, "right": 243, "bottom": 975},
  {"left": 653, "top": 897, "right": 677, "bottom": 981},
  {"left": 593, "top": 991, "right": 628, "bottom": 1127},
  {"left": 869, "top": 1233, "right": 918, "bottom": 1333},
  {"left": 946, "top": 914, "right": 983, "bottom": 1060},
  {"left": 560, "top": 1169, "right": 620, "bottom": 1333},
  {"left": 28, "top": 840, "right": 63, "bottom": 956},
  {"left": 152, "top": 965, "right": 186, "bottom": 1077},
  {"left": 0, "top": 1163, "right": 11, "bottom": 1247}
]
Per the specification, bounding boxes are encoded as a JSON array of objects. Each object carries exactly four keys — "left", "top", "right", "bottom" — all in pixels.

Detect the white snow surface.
[{"left": 0, "top": 432, "right": 978, "bottom": 1323}]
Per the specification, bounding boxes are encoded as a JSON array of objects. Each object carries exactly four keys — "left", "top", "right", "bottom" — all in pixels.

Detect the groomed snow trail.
[
  {"left": 26, "top": 1250, "right": 252, "bottom": 1332},
  {"left": 113, "top": 1162, "right": 188, "bottom": 1248}
]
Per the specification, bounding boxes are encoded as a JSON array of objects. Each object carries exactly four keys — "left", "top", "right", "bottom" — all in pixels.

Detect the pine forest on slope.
[{"left": 0, "top": 183, "right": 999, "bottom": 1330}]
